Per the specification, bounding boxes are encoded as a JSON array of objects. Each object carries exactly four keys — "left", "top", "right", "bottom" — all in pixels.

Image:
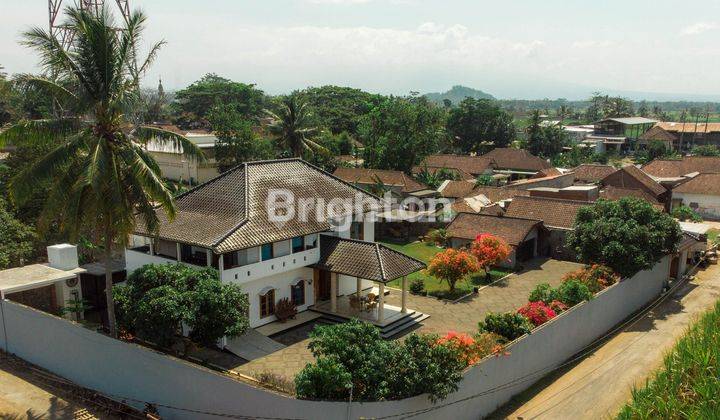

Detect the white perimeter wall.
[
  {"left": 672, "top": 192, "right": 720, "bottom": 220},
  {"left": 0, "top": 255, "right": 668, "bottom": 419}
]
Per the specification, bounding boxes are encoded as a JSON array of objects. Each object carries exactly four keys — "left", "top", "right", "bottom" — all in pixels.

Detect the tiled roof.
[
  {"left": 532, "top": 167, "right": 563, "bottom": 178},
  {"left": 504, "top": 196, "right": 590, "bottom": 230},
  {"left": 506, "top": 172, "right": 575, "bottom": 189},
  {"left": 482, "top": 148, "right": 551, "bottom": 171},
  {"left": 465, "top": 186, "right": 530, "bottom": 203},
  {"left": 136, "top": 159, "right": 381, "bottom": 253},
  {"left": 639, "top": 126, "right": 678, "bottom": 142},
  {"left": 412, "top": 154, "right": 497, "bottom": 177},
  {"left": 599, "top": 186, "right": 663, "bottom": 208},
  {"left": 656, "top": 122, "right": 720, "bottom": 134},
  {"left": 446, "top": 213, "right": 542, "bottom": 246},
  {"left": 673, "top": 173, "right": 720, "bottom": 196},
  {"left": 641, "top": 157, "right": 720, "bottom": 178},
  {"left": 601, "top": 165, "right": 667, "bottom": 197},
  {"left": 438, "top": 180, "right": 477, "bottom": 198},
  {"left": 571, "top": 164, "right": 617, "bottom": 184},
  {"left": 333, "top": 167, "right": 427, "bottom": 193},
  {"left": 314, "top": 235, "right": 425, "bottom": 282}
]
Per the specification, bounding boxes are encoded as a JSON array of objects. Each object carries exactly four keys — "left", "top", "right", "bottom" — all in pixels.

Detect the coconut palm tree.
[
  {"left": 0, "top": 6, "right": 203, "bottom": 336},
  {"left": 266, "top": 94, "right": 325, "bottom": 158}
]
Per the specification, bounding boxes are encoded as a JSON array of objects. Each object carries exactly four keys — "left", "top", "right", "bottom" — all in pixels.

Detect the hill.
[{"left": 424, "top": 85, "right": 495, "bottom": 105}]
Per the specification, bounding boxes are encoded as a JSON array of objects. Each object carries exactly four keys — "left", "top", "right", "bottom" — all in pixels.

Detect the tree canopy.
[
  {"left": 173, "top": 73, "right": 264, "bottom": 124},
  {"left": 567, "top": 198, "right": 683, "bottom": 278},
  {"left": 446, "top": 98, "right": 515, "bottom": 154},
  {"left": 300, "top": 85, "right": 383, "bottom": 135}
]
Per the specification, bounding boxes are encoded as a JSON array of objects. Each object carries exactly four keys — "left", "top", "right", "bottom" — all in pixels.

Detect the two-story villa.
[{"left": 125, "top": 159, "right": 426, "bottom": 335}]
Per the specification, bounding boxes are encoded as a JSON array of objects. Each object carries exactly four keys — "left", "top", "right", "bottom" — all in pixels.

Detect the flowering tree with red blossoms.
[
  {"left": 470, "top": 233, "right": 511, "bottom": 279},
  {"left": 427, "top": 248, "right": 479, "bottom": 292},
  {"left": 517, "top": 301, "right": 557, "bottom": 327}
]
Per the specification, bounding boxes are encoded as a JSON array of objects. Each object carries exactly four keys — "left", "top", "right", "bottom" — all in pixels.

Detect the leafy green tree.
[
  {"left": 294, "top": 358, "right": 353, "bottom": 400},
  {"left": 526, "top": 110, "right": 566, "bottom": 159},
  {"left": 0, "top": 66, "right": 19, "bottom": 125},
  {"left": 446, "top": 98, "right": 515, "bottom": 154},
  {"left": 173, "top": 73, "right": 264, "bottom": 123},
  {"left": 691, "top": 145, "right": 720, "bottom": 157},
  {"left": 114, "top": 264, "right": 249, "bottom": 346},
  {"left": 300, "top": 86, "right": 382, "bottom": 135},
  {"left": 672, "top": 205, "right": 702, "bottom": 222},
  {"left": 208, "top": 104, "right": 258, "bottom": 172},
  {"left": 567, "top": 198, "right": 683, "bottom": 278},
  {"left": 475, "top": 174, "right": 494, "bottom": 187},
  {"left": 266, "top": 94, "right": 325, "bottom": 158},
  {"left": 0, "top": 6, "right": 203, "bottom": 336},
  {"left": 0, "top": 199, "right": 36, "bottom": 269},
  {"left": 359, "top": 97, "right": 445, "bottom": 172}
]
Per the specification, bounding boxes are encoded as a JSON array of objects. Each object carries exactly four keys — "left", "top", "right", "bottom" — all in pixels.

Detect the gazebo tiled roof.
[{"left": 314, "top": 236, "right": 426, "bottom": 283}]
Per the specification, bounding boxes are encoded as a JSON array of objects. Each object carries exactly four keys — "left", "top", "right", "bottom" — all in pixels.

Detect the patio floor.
[{"left": 230, "top": 258, "right": 584, "bottom": 382}]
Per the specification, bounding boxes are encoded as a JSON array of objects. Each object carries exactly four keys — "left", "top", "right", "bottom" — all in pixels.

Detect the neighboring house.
[
  {"left": 411, "top": 154, "right": 496, "bottom": 181},
  {"left": 598, "top": 185, "right": 664, "bottom": 210},
  {"left": 446, "top": 213, "right": 544, "bottom": 269},
  {"left": 671, "top": 173, "right": 720, "bottom": 220},
  {"left": 637, "top": 125, "right": 679, "bottom": 151},
  {"left": 562, "top": 125, "right": 595, "bottom": 143},
  {"left": 451, "top": 186, "right": 530, "bottom": 214},
  {"left": 482, "top": 148, "right": 551, "bottom": 179},
  {"left": 437, "top": 180, "right": 477, "bottom": 199},
  {"left": 570, "top": 164, "right": 617, "bottom": 185},
  {"left": 125, "top": 159, "right": 426, "bottom": 338},
  {"left": 600, "top": 165, "right": 668, "bottom": 204},
  {"left": 146, "top": 125, "right": 220, "bottom": 184},
  {"left": 583, "top": 117, "right": 657, "bottom": 153},
  {"left": 506, "top": 172, "right": 576, "bottom": 190},
  {"left": 641, "top": 156, "right": 720, "bottom": 184},
  {"left": 654, "top": 122, "right": 720, "bottom": 150},
  {"left": 332, "top": 167, "right": 430, "bottom": 199},
  {"left": 504, "top": 195, "right": 589, "bottom": 261}
]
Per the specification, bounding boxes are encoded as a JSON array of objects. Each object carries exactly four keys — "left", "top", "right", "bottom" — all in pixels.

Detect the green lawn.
[
  {"left": 617, "top": 300, "right": 720, "bottom": 419},
  {"left": 381, "top": 241, "right": 512, "bottom": 299}
]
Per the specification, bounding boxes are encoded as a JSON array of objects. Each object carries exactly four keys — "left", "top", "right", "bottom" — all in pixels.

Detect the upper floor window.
[
  {"left": 305, "top": 234, "right": 318, "bottom": 250},
  {"left": 291, "top": 280, "right": 305, "bottom": 306},
  {"left": 261, "top": 243, "right": 274, "bottom": 261},
  {"left": 292, "top": 236, "right": 304, "bottom": 253}
]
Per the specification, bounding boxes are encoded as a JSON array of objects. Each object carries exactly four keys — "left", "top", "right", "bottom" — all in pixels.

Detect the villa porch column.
[
  {"left": 176, "top": 243, "right": 181, "bottom": 262},
  {"left": 378, "top": 282, "right": 385, "bottom": 323},
  {"left": 149, "top": 239, "right": 154, "bottom": 256},
  {"left": 356, "top": 277, "right": 361, "bottom": 297},
  {"left": 401, "top": 276, "right": 408, "bottom": 313},
  {"left": 206, "top": 249, "right": 212, "bottom": 267},
  {"left": 218, "top": 254, "right": 224, "bottom": 273},
  {"left": 331, "top": 273, "right": 338, "bottom": 313}
]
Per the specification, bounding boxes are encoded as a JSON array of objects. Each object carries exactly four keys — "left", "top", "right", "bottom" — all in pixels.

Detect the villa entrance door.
[{"left": 314, "top": 269, "right": 332, "bottom": 302}]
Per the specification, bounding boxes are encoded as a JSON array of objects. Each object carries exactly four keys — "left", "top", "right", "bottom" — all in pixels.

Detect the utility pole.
[{"left": 48, "top": 1, "right": 131, "bottom": 50}]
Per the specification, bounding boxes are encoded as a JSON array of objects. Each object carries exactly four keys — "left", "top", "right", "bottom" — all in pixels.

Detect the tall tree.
[
  {"left": 173, "top": 73, "right": 264, "bottom": 125},
  {"left": 446, "top": 98, "right": 515, "bottom": 154},
  {"left": 300, "top": 85, "right": 382, "bottom": 136},
  {"left": 0, "top": 6, "right": 203, "bottom": 336},
  {"left": 359, "top": 96, "right": 445, "bottom": 172},
  {"left": 208, "top": 104, "right": 258, "bottom": 172},
  {"left": 266, "top": 94, "right": 324, "bottom": 158}
]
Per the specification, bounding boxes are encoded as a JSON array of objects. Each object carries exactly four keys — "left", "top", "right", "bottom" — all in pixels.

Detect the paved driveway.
[{"left": 233, "top": 258, "right": 583, "bottom": 381}]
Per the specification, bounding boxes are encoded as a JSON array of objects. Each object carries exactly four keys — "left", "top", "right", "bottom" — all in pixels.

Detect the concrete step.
[{"left": 380, "top": 312, "right": 430, "bottom": 339}]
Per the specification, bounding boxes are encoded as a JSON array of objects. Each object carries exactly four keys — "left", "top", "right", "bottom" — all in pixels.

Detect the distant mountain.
[{"left": 424, "top": 85, "right": 495, "bottom": 105}]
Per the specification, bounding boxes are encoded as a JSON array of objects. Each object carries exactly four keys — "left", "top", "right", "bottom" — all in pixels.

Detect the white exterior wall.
[
  {"left": 0, "top": 257, "right": 670, "bottom": 420},
  {"left": 239, "top": 268, "right": 314, "bottom": 328},
  {"left": 672, "top": 192, "right": 720, "bottom": 220}
]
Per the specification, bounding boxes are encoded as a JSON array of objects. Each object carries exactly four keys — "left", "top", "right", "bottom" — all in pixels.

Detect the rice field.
[{"left": 616, "top": 300, "right": 720, "bottom": 419}]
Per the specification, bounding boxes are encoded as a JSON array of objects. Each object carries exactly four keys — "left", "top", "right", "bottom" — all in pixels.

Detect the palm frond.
[
  {"left": 132, "top": 126, "right": 206, "bottom": 161},
  {"left": 14, "top": 74, "right": 79, "bottom": 104},
  {"left": 0, "top": 118, "right": 83, "bottom": 147}
]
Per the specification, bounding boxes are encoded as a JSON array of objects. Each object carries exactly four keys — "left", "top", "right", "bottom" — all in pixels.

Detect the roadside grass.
[
  {"left": 381, "top": 241, "right": 511, "bottom": 298},
  {"left": 616, "top": 300, "right": 720, "bottom": 419},
  {"left": 707, "top": 228, "right": 719, "bottom": 247}
]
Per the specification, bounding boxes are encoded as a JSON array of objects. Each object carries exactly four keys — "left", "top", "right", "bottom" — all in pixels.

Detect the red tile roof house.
[
  {"left": 124, "top": 159, "right": 429, "bottom": 351},
  {"left": 482, "top": 148, "right": 552, "bottom": 180},
  {"left": 641, "top": 156, "right": 720, "bottom": 184},
  {"left": 446, "top": 213, "right": 545, "bottom": 269},
  {"left": 600, "top": 165, "right": 669, "bottom": 208},
  {"left": 570, "top": 164, "right": 617, "bottom": 184},
  {"left": 670, "top": 173, "right": 720, "bottom": 220},
  {"left": 332, "top": 167, "right": 431, "bottom": 199},
  {"left": 504, "top": 196, "right": 590, "bottom": 261},
  {"left": 411, "top": 154, "right": 497, "bottom": 181}
]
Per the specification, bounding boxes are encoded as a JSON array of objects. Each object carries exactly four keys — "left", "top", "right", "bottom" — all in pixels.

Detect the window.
[
  {"left": 261, "top": 243, "right": 274, "bottom": 261},
  {"left": 305, "top": 234, "right": 318, "bottom": 250},
  {"left": 223, "top": 251, "right": 239, "bottom": 269},
  {"left": 350, "top": 222, "right": 364, "bottom": 240},
  {"left": 292, "top": 237, "right": 304, "bottom": 253},
  {"left": 259, "top": 289, "right": 275, "bottom": 318},
  {"left": 291, "top": 281, "right": 305, "bottom": 306}
]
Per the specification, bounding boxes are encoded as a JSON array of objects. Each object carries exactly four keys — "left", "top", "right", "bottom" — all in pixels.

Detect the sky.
[{"left": 2, "top": 0, "right": 720, "bottom": 100}]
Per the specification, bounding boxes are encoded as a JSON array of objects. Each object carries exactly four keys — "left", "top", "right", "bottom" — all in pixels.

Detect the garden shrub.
[
  {"left": 517, "top": 301, "right": 557, "bottom": 327},
  {"left": 295, "top": 320, "right": 468, "bottom": 402},
  {"left": 437, "top": 331, "right": 484, "bottom": 365},
  {"left": 478, "top": 312, "right": 533, "bottom": 342},
  {"left": 528, "top": 282, "right": 557, "bottom": 304},
  {"left": 561, "top": 264, "right": 619, "bottom": 293},
  {"left": 409, "top": 278, "right": 425, "bottom": 295},
  {"left": 672, "top": 205, "right": 702, "bottom": 222},
  {"left": 556, "top": 279, "right": 592, "bottom": 307},
  {"left": 474, "top": 332, "right": 505, "bottom": 357},
  {"left": 549, "top": 300, "right": 568, "bottom": 314},
  {"left": 426, "top": 228, "right": 448, "bottom": 247},
  {"left": 255, "top": 371, "right": 296, "bottom": 394}
]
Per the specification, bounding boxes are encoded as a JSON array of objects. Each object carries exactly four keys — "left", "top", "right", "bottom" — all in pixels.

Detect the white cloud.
[{"left": 681, "top": 22, "right": 717, "bottom": 35}]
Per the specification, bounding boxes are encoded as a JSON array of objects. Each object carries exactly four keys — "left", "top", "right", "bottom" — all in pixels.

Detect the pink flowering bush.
[{"left": 517, "top": 301, "right": 557, "bottom": 327}]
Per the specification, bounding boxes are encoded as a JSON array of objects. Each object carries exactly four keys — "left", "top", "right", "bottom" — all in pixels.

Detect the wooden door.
[{"left": 314, "top": 269, "right": 332, "bottom": 301}]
